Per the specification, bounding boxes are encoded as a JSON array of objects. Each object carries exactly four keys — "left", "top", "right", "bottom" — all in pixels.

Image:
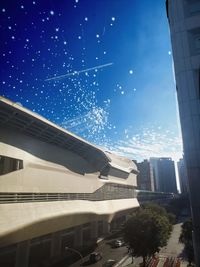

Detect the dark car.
[
  {"left": 89, "top": 252, "right": 102, "bottom": 263},
  {"left": 102, "top": 259, "right": 116, "bottom": 267}
]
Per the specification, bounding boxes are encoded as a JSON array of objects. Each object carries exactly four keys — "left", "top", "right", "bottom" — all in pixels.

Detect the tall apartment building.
[
  {"left": 136, "top": 160, "right": 155, "bottom": 191},
  {"left": 166, "top": 0, "right": 200, "bottom": 264},
  {"left": 0, "top": 97, "right": 139, "bottom": 267},
  {"left": 150, "top": 157, "right": 177, "bottom": 193},
  {"left": 177, "top": 158, "right": 188, "bottom": 194},
  {"left": 150, "top": 158, "right": 160, "bottom": 191}
]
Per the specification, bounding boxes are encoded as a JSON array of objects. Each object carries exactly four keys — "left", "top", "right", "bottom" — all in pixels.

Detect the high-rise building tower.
[
  {"left": 177, "top": 158, "right": 188, "bottom": 194},
  {"left": 158, "top": 158, "right": 177, "bottom": 193},
  {"left": 137, "top": 160, "right": 155, "bottom": 191},
  {"left": 150, "top": 157, "right": 160, "bottom": 191},
  {"left": 166, "top": 0, "right": 200, "bottom": 264},
  {"left": 150, "top": 157, "right": 177, "bottom": 193}
]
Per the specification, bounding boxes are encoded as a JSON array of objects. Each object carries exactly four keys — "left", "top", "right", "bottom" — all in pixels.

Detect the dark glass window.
[{"left": 0, "top": 155, "right": 23, "bottom": 175}]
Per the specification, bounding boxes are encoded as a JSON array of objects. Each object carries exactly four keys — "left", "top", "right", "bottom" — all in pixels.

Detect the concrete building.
[
  {"left": 150, "top": 157, "right": 177, "bottom": 193},
  {"left": 150, "top": 157, "right": 160, "bottom": 191},
  {"left": 136, "top": 160, "right": 155, "bottom": 191},
  {"left": 157, "top": 158, "right": 177, "bottom": 194},
  {"left": 177, "top": 158, "right": 188, "bottom": 194},
  {"left": 0, "top": 97, "right": 139, "bottom": 267},
  {"left": 166, "top": 0, "right": 200, "bottom": 264}
]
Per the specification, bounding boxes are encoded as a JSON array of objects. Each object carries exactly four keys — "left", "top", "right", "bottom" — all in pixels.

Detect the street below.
[
  {"left": 65, "top": 222, "right": 188, "bottom": 267},
  {"left": 68, "top": 236, "right": 128, "bottom": 267}
]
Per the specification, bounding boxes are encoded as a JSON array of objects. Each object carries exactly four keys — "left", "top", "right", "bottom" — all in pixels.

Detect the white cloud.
[{"left": 103, "top": 127, "right": 183, "bottom": 162}]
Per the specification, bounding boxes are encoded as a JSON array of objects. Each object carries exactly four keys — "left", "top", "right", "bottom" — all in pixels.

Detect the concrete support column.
[
  {"left": 51, "top": 232, "right": 62, "bottom": 258},
  {"left": 102, "top": 221, "right": 110, "bottom": 235},
  {"left": 111, "top": 220, "right": 117, "bottom": 231},
  {"left": 90, "top": 221, "right": 98, "bottom": 240},
  {"left": 15, "top": 240, "right": 30, "bottom": 267},
  {"left": 74, "top": 225, "right": 83, "bottom": 247}
]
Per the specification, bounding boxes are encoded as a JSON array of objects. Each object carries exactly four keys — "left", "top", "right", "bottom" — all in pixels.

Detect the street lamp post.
[{"left": 65, "top": 247, "right": 84, "bottom": 263}]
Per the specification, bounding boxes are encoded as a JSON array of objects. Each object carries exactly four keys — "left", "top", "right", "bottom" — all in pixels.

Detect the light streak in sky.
[{"left": 45, "top": 62, "right": 113, "bottom": 81}]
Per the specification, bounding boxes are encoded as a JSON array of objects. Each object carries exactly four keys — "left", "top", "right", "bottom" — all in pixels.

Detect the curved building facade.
[{"left": 0, "top": 97, "right": 139, "bottom": 267}]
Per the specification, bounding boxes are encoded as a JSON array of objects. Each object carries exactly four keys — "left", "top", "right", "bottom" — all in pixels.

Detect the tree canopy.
[
  {"left": 142, "top": 203, "right": 176, "bottom": 225},
  {"left": 179, "top": 218, "right": 194, "bottom": 265},
  {"left": 124, "top": 208, "right": 172, "bottom": 266}
]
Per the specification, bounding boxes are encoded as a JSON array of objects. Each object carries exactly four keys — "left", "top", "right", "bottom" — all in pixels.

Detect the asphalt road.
[{"left": 69, "top": 237, "right": 128, "bottom": 267}]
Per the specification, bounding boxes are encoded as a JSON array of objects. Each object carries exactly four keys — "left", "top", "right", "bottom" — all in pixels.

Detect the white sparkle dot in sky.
[
  {"left": 8, "top": 26, "right": 11, "bottom": 30},
  {"left": 96, "top": 34, "right": 100, "bottom": 38},
  {"left": 129, "top": 69, "right": 133, "bottom": 74},
  {"left": 85, "top": 17, "right": 88, "bottom": 21},
  {"left": 168, "top": 51, "right": 172, "bottom": 55},
  {"left": 78, "top": 36, "right": 82, "bottom": 39},
  {"left": 11, "top": 36, "right": 15, "bottom": 39},
  {"left": 2, "top": 8, "right": 6, "bottom": 12},
  {"left": 55, "top": 28, "right": 59, "bottom": 32},
  {"left": 21, "top": 5, "right": 24, "bottom": 9},
  {"left": 103, "top": 51, "right": 107, "bottom": 54},
  {"left": 63, "top": 41, "right": 67, "bottom": 45},
  {"left": 50, "top": 10, "right": 54, "bottom": 15},
  {"left": 133, "top": 88, "right": 136, "bottom": 91},
  {"left": 33, "top": 1, "right": 36, "bottom": 4},
  {"left": 121, "top": 91, "right": 124, "bottom": 95},
  {"left": 111, "top": 17, "right": 115, "bottom": 21},
  {"left": 75, "top": 0, "right": 79, "bottom": 2}
]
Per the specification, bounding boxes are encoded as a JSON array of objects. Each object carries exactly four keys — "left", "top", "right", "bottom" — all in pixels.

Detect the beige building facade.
[{"left": 0, "top": 97, "right": 139, "bottom": 267}]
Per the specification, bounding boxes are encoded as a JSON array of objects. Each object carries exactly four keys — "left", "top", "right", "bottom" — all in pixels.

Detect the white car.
[{"left": 113, "top": 240, "right": 123, "bottom": 248}]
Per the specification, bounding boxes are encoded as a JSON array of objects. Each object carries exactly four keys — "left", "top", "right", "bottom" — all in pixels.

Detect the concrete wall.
[
  {"left": 0, "top": 125, "right": 139, "bottom": 248},
  {"left": 0, "top": 126, "right": 137, "bottom": 193}
]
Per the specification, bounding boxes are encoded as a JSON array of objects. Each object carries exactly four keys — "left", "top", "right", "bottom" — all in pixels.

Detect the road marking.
[{"left": 114, "top": 254, "right": 129, "bottom": 267}]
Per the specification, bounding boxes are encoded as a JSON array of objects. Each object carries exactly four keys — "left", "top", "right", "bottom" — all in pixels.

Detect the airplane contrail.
[{"left": 45, "top": 62, "right": 113, "bottom": 81}]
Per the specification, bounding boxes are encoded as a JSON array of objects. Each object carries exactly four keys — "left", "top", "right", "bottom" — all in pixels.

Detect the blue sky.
[{"left": 0, "top": 0, "right": 183, "bottom": 162}]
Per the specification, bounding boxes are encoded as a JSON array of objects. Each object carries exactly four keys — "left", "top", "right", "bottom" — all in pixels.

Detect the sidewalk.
[{"left": 119, "top": 255, "right": 142, "bottom": 267}]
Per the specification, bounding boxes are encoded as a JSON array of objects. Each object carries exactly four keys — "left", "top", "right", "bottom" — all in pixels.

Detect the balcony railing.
[{"left": 0, "top": 183, "right": 136, "bottom": 204}]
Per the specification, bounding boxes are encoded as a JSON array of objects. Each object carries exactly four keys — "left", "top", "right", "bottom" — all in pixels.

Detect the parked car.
[
  {"left": 112, "top": 239, "right": 123, "bottom": 248},
  {"left": 89, "top": 252, "right": 102, "bottom": 263},
  {"left": 102, "top": 259, "right": 116, "bottom": 267}
]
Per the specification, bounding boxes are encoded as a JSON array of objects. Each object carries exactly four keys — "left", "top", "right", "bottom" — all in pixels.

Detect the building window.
[
  {"left": 199, "top": 69, "right": 200, "bottom": 98},
  {"left": 184, "top": 0, "right": 200, "bottom": 17},
  {"left": 189, "top": 1, "right": 200, "bottom": 15},
  {"left": 0, "top": 155, "right": 23, "bottom": 175},
  {"left": 188, "top": 28, "right": 200, "bottom": 56}
]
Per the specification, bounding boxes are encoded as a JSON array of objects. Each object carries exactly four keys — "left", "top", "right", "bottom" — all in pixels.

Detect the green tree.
[
  {"left": 124, "top": 209, "right": 172, "bottom": 266},
  {"left": 142, "top": 203, "right": 176, "bottom": 225},
  {"left": 179, "top": 218, "right": 194, "bottom": 265}
]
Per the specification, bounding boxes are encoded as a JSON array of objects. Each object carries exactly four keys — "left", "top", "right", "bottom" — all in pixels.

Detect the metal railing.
[{"left": 0, "top": 183, "right": 136, "bottom": 204}]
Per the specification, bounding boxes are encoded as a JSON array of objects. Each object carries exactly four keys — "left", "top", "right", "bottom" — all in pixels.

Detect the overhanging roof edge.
[{"left": 0, "top": 96, "right": 110, "bottom": 167}]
